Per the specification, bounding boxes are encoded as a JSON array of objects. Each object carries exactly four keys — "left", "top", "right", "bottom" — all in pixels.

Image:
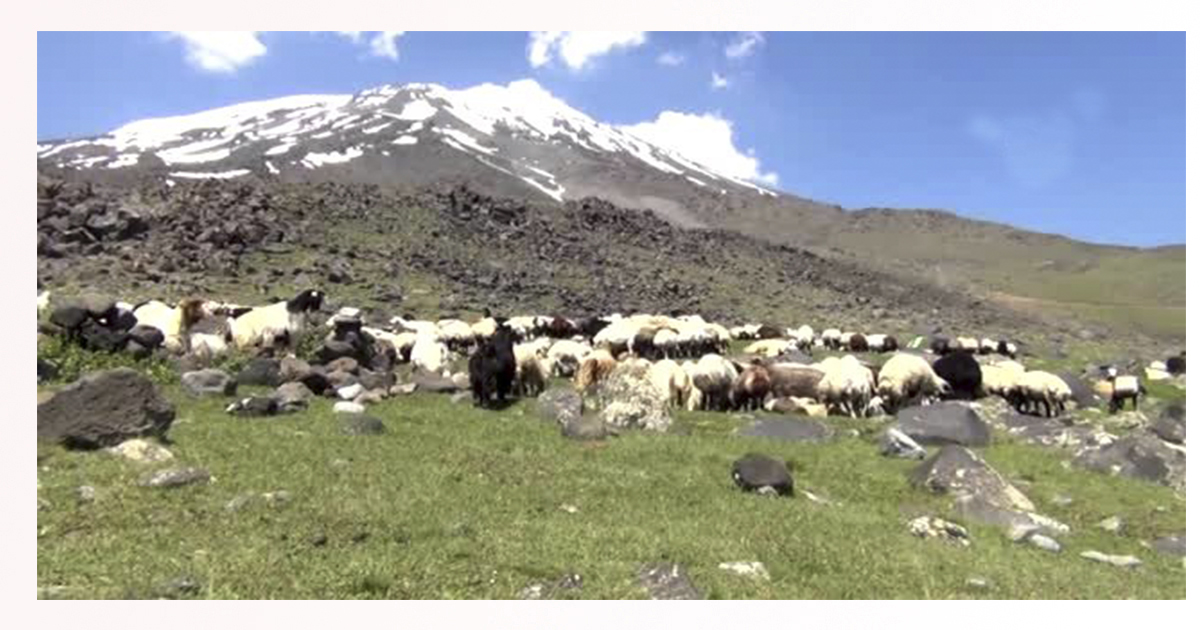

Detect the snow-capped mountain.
[{"left": 37, "top": 80, "right": 778, "bottom": 221}]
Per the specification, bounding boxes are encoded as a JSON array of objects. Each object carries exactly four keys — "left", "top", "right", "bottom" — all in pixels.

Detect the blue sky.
[{"left": 37, "top": 31, "right": 1185, "bottom": 246}]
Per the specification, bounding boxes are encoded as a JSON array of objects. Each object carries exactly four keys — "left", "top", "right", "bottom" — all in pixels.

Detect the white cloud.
[
  {"left": 528, "top": 31, "right": 647, "bottom": 71},
  {"left": 622, "top": 111, "right": 778, "bottom": 186},
  {"left": 334, "top": 31, "right": 405, "bottom": 60},
  {"left": 336, "top": 31, "right": 363, "bottom": 43},
  {"left": 725, "top": 31, "right": 765, "bottom": 59},
  {"left": 967, "top": 112, "right": 1075, "bottom": 189},
  {"left": 656, "top": 51, "right": 685, "bottom": 67},
  {"left": 167, "top": 31, "right": 266, "bottom": 74},
  {"left": 710, "top": 72, "right": 729, "bottom": 90}
]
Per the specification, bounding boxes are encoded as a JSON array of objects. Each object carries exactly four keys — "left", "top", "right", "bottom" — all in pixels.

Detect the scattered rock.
[
  {"left": 1057, "top": 372, "right": 1101, "bottom": 409},
  {"left": 181, "top": 369, "right": 237, "bottom": 397},
  {"left": 910, "top": 445, "right": 1035, "bottom": 512},
  {"left": 895, "top": 402, "right": 991, "bottom": 447},
  {"left": 1150, "top": 534, "right": 1185, "bottom": 557},
  {"left": 1024, "top": 533, "right": 1062, "bottom": 553},
  {"left": 410, "top": 370, "right": 460, "bottom": 393},
  {"left": 595, "top": 361, "right": 671, "bottom": 432},
  {"left": 966, "top": 577, "right": 989, "bottom": 590},
  {"left": 337, "top": 383, "right": 365, "bottom": 401},
  {"left": 739, "top": 416, "right": 832, "bottom": 442},
  {"left": 717, "top": 561, "right": 770, "bottom": 581},
  {"left": 357, "top": 369, "right": 394, "bottom": 393},
  {"left": 106, "top": 438, "right": 174, "bottom": 463},
  {"left": 879, "top": 427, "right": 927, "bottom": 460},
  {"left": 139, "top": 467, "right": 211, "bottom": 489},
  {"left": 225, "top": 396, "right": 281, "bottom": 418},
  {"left": 76, "top": 485, "right": 96, "bottom": 504},
  {"left": 1080, "top": 550, "right": 1142, "bottom": 568},
  {"left": 637, "top": 563, "right": 702, "bottom": 600},
  {"left": 451, "top": 372, "right": 470, "bottom": 390},
  {"left": 154, "top": 576, "right": 203, "bottom": 599},
  {"left": 908, "top": 516, "right": 971, "bottom": 546},
  {"left": 954, "top": 494, "right": 1069, "bottom": 538},
  {"left": 561, "top": 413, "right": 611, "bottom": 441},
  {"left": 273, "top": 382, "right": 313, "bottom": 412},
  {"left": 37, "top": 368, "right": 176, "bottom": 449},
  {"left": 1051, "top": 494, "right": 1073, "bottom": 506},
  {"left": 448, "top": 391, "right": 472, "bottom": 405},
  {"left": 37, "top": 358, "right": 58, "bottom": 384},
  {"left": 236, "top": 358, "right": 283, "bottom": 387},
  {"left": 536, "top": 389, "right": 584, "bottom": 427},
  {"left": 519, "top": 584, "right": 548, "bottom": 600},
  {"left": 1073, "top": 430, "right": 1186, "bottom": 489},
  {"left": 1149, "top": 405, "right": 1185, "bottom": 445},
  {"left": 127, "top": 325, "right": 165, "bottom": 350},
  {"left": 309, "top": 533, "right": 329, "bottom": 547},
  {"left": 279, "top": 357, "right": 312, "bottom": 383},
  {"left": 731, "top": 453, "right": 793, "bottom": 496},
  {"left": 326, "top": 357, "right": 360, "bottom": 375},
  {"left": 559, "top": 504, "right": 579, "bottom": 514},
  {"left": 1097, "top": 516, "right": 1124, "bottom": 534},
  {"left": 333, "top": 402, "right": 365, "bottom": 414},
  {"left": 342, "top": 415, "right": 386, "bottom": 436},
  {"left": 391, "top": 382, "right": 418, "bottom": 396}
]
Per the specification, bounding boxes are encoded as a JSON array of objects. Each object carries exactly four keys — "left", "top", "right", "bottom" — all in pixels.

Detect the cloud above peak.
[
  {"left": 622, "top": 111, "right": 778, "bottom": 187},
  {"left": 167, "top": 31, "right": 266, "bottom": 74},
  {"left": 528, "top": 31, "right": 647, "bottom": 71},
  {"left": 336, "top": 31, "right": 406, "bottom": 60}
]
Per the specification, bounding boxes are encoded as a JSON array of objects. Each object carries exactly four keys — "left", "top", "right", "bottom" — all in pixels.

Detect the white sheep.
[
  {"left": 745, "top": 338, "right": 797, "bottom": 358},
  {"left": 649, "top": 359, "right": 693, "bottom": 409},
  {"left": 685, "top": 354, "right": 739, "bottom": 411},
  {"left": 731, "top": 324, "right": 762, "bottom": 340},
  {"left": 981, "top": 363, "right": 1024, "bottom": 400},
  {"left": 132, "top": 298, "right": 207, "bottom": 353},
  {"left": 817, "top": 355, "right": 875, "bottom": 418},
  {"left": 228, "top": 290, "right": 324, "bottom": 351},
  {"left": 877, "top": 353, "right": 950, "bottom": 412},
  {"left": 980, "top": 338, "right": 1000, "bottom": 355},
  {"left": 1013, "top": 370, "right": 1072, "bottom": 417},
  {"left": 365, "top": 327, "right": 418, "bottom": 361},
  {"left": 956, "top": 337, "right": 980, "bottom": 354},
  {"left": 1105, "top": 368, "right": 1146, "bottom": 413},
  {"left": 548, "top": 339, "right": 592, "bottom": 378},
  {"left": 391, "top": 316, "right": 438, "bottom": 336},
  {"left": 437, "top": 319, "right": 475, "bottom": 352},
  {"left": 653, "top": 328, "right": 681, "bottom": 359},
  {"left": 410, "top": 333, "right": 451, "bottom": 375},
  {"left": 470, "top": 316, "right": 497, "bottom": 340},
  {"left": 787, "top": 325, "right": 815, "bottom": 350},
  {"left": 821, "top": 328, "right": 843, "bottom": 350}
]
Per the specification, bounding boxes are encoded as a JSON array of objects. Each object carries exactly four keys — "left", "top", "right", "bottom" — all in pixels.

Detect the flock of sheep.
[{"left": 38, "top": 288, "right": 1163, "bottom": 420}]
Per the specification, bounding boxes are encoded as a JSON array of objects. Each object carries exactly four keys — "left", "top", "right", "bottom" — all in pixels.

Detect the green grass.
[{"left": 37, "top": 385, "right": 1185, "bottom": 599}]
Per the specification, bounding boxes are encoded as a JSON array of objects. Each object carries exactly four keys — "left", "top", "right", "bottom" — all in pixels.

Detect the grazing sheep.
[
  {"left": 514, "top": 339, "right": 554, "bottom": 397},
  {"left": 1012, "top": 371, "right": 1072, "bottom": 418},
  {"left": 981, "top": 363, "right": 1024, "bottom": 402},
  {"left": 132, "top": 297, "right": 207, "bottom": 353},
  {"left": 546, "top": 316, "right": 578, "bottom": 339},
  {"left": 930, "top": 337, "right": 953, "bottom": 356},
  {"left": 847, "top": 333, "right": 869, "bottom": 353},
  {"left": 877, "top": 353, "right": 950, "bottom": 412},
  {"left": 1105, "top": 368, "right": 1146, "bottom": 414},
  {"left": 731, "top": 362, "right": 772, "bottom": 411},
  {"left": 650, "top": 359, "right": 693, "bottom": 409},
  {"left": 1166, "top": 353, "right": 1186, "bottom": 375},
  {"left": 821, "top": 328, "right": 843, "bottom": 350},
  {"left": 766, "top": 363, "right": 826, "bottom": 402},
  {"left": 652, "top": 328, "right": 680, "bottom": 359},
  {"left": 548, "top": 339, "right": 592, "bottom": 378},
  {"left": 757, "top": 324, "right": 786, "bottom": 340},
  {"left": 933, "top": 351, "right": 984, "bottom": 400},
  {"left": 787, "top": 325, "right": 815, "bottom": 351},
  {"left": 391, "top": 315, "right": 438, "bottom": 337},
  {"left": 817, "top": 355, "right": 875, "bottom": 418},
  {"left": 956, "top": 337, "right": 980, "bottom": 354},
  {"left": 979, "top": 338, "right": 999, "bottom": 355},
  {"left": 865, "top": 334, "right": 899, "bottom": 353},
  {"left": 411, "top": 333, "right": 451, "bottom": 375},
  {"left": 437, "top": 319, "right": 475, "bottom": 354},
  {"left": 575, "top": 349, "right": 617, "bottom": 392},
  {"left": 470, "top": 316, "right": 498, "bottom": 341},
  {"left": 367, "top": 328, "right": 418, "bottom": 363},
  {"left": 745, "top": 338, "right": 797, "bottom": 358},
  {"left": 686, "top": 354, "right": 739, "bottom": 412},
  {"left": 731, "top": 324, "right": 762, "bottom": 341},
  {"left": 227, "top": 290, "right": 324, "bottom": 351},
  {"left": 468, "top": 323, "right": 518, "bottom": 408},
  {"left": 628, "top": 327, "right": 660, "bottom": 360},
  {"left": 997, "top": 340, "right": 1019, "bottom": 358}
]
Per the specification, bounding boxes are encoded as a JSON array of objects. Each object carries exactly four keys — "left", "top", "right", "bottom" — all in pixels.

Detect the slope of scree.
[{"left": 37, "top": 170, "right": 1035, "bottom": 336}]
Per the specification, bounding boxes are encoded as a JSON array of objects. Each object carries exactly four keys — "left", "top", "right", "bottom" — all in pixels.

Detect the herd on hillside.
[{"left": 38, "top": 287, "right": 1185, "bottom": 420}]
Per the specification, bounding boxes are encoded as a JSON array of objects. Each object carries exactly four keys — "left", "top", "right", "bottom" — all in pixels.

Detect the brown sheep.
[
  {"left": 766, "top": 364, "right": 825, "bottom": 400},
  {"left": 731, "top": 364, "right": 772, "bottom": 411}
]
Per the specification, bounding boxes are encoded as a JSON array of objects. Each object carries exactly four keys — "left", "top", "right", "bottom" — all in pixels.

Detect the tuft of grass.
[
  {"left": 37, "top": 384, "right": 1185, "bottom": 599},
  {"left": 37, "top": 335, "right": 177, "bottom": 386}
]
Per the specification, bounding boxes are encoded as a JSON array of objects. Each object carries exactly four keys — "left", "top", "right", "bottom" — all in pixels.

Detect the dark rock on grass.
[
  {"left": 127, "top": 325, "right": 165, "bottom": 349},
  {"left": 154, "top": 576, "right": 204, "bottom": 599},
  {"left": 879, "top": 427, "right": 927, "bottom": 459},
  {"left": 326, "top": 370, "right": 360, "bottom": 391},
  {"left": 537, "top": 389, "right": 583, "bottom": 426},
  {"left": 909, "top": 445, "right": 1035, "bottom": 512},
  {"left": 181, "top": 369, "right": 237, "bottom": 397},
  {"left": 71, "top": 294, "right": 117, "bottom": 319},
  {"left": 49, "top": 305, "right": 89, "bottom": 332},
  {"left": 225, "top": 396, "right": 281, "bottom": 418},
  {"left": 139, "top": 467, "right": 211, "bottom": 489},
  {"left": 953, "top": 494, "right": 1069, "bottom": 538},
  {"left": 236, "top": 358, "right": 283, "bottom": 388},
  {"left": 1149, "top": 405, "right": 1185, "bottom": 445},
  {"left": 411, "top": 370, "right": 460, "bottom": 393},
  {"left": 637, "top": 563, "right": 703, "bottom": 600},
  {"left": 298, "top": 370, "right": 331, "bottom": 396},
  {"left": 357, "top": 369, "right": 395, "bottom": 392},
  {"left": 740, "top": 416, "right": 831, "bottom": 442},
  {"left": 1072, "top": 430, "right": 1186, "bottom": 489},
  {"left": 342, "top": 415, "right": 387, "bottom": 436},
  {"left": 279, "top": 357, "right": 312, "bottom": 383},
  {"left": 1150, "top": 534, "right": 1185, "bottom": 557},
  {"left": 1056, "top": 372, "right": 1101, "bottom": 409},
  {"left": 37, "top": 368, "right": 175, "bottom": 449},
  {"left": 732, "top": 453, "right": 794, "bottom": 497},
  {"left": 895, "top": 402, "right": 990, "bottom": 447},
  {"left": 37, "top": 358, "right": 58, "bottom": 384},
  {"left": 315, "top": 340, "right": 358, "bottom": 364},
  {"left": 326, "top": 357, "right": 360, "bottom": 375},
  {"left": 273, "top": 382, "right": 312, "bottom": 412}
]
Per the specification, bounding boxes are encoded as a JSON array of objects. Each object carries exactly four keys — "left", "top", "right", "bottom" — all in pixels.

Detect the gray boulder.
[
  {"left": 1073, "top": 430, "right": 1186, "bottom": 489},
  {"left": 139, "top": 467, "right": 211, "bottom": 489},
  {"left": 37, "top": 368, "right": 175, "bottom": 449},
  {"left": 357, "top": 369, "right": 395, "bottom": 393},
  {"left": 895, "top": 402, "right": 990, "bottom": 447},
  {"left": 740, "top": 416, "right": 832, "bottom": 442},
  {"left": 279, "top": 357, "right": 312, "bottom": 383},
  {"left": 909, "top": 445, "right": 1035, "bottom": 512},
  {"left": 637, "top": 563, "right": 703, "bottom": 600},
  {"left": 953, "top": 493, "right": 1069, "bottom": 538},
  {"left": 1057, "top": 372, "right": 1101, "bottom": 409},
  {"left": 1151, "top": 534, "right": 1185, "bottom": 557},
  {"left": 236, "top": 358, "right": 283, "bottom": 387},
  {"left": 181, "top": 369, "right": 237, "bottom": 397},
  {"left": 731, "top": 453, "right": 793, "bottom": 496},
  {"left": 537, "top": 389, "right": 584, "bottom": 427},
  {"left": 561, "top": 413, "right": 611, "bottom": 441},
  {"left": 127, "top": 325, "right": 165, "bottom": 349},
  {"left": 273, "top": 382, "right": 312, "bottom": 412},
  {"left": 326, "top": 357, "right": 360, "bottom": 375},
  {"left": 879, "top": 427, "right": 927, "bottom": 459},
  {"left": 1149, "top": 405, "right": 1185, "bottom": 445}
]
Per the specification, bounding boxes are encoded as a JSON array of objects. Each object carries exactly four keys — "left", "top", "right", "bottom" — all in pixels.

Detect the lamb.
[
  {"left": 1012, "top": 371, "right": 1072, "bottom": 418},
  {"left": 933, "top": 351, "right": 984, "bottom": 400},
  {"left": 574, "top": 349, "right": 617, "bottom": 392},
  {"left": 731, "top": 324, "right": 762, "bottom": 341},
  {"left": 1105, "top": 368, "right": 1146, "bottom": 414},
  {"left": 548, "top": 339, "right": 592, "bottom": 378},
  {"left": 468, "top": 323, "right": 518, "bottom": 408},
  {"left": 730, "top": 362, "right": 772, "bottom": 411},
  {"left": 411, "top": 333, "right": 451, "bottom": 375},
  {"left": 817, "top": 355, "right": 875, "bottom": 418},
  {"left": 650, "top": 359, "right": 693, "bottom": 409},
  {"left": 514, "top": 339, "right": 554, "bottom": 397},
  {"left": 877, "top": 353, "right": 950, "bottom": 412},
  {"left": 132, "top": 297, "right": 207, "bottom": 353},
  {"left": 685, "top": 354, "right": 740, "bottom": 412},
  {"left": 865, "top": 334, "right": 899, "bottom": 353},
  {"left": 745, "top": 338, "right": 797, "bottom": 358},
  {"left": 228, "top": 289, "right": 325, "bottom": 351}
]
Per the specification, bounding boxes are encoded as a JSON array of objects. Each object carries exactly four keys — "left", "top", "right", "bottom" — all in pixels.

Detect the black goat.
[{"left": 468, "top": 321, "right": 517, "bottom": 409}]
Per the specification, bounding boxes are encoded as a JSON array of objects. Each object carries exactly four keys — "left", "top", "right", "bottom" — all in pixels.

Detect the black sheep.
[
  {"left": 579, "top": 316, "right": 609, "bottom": 340},
  {"left": 757, "top": 324, "right": 786, "bottom": 340},
  {"left": 930, "top": 336, "right": 952, "bottom": 356},
  {"left": 848, "top": 333, "right": 869, "bottom": 353},
  {"left": 546, "top": 316, "right": 578, "bottom": 339},
  {"left": 881, "top": 335, "right": 900, "bottom": 353},
  {"left": 1166, "top": 354, "right": 1186, "bottom": 376},
  {"left": 468, "top": 322, "right": 517, "bottom": 409},
  {"left": 932, "top": 351, "right": 983, "bottom": 401}
]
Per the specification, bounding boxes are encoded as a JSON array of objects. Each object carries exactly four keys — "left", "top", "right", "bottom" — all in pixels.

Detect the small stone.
[
  {"left": 139, "top": 467, "right": 211, "bottom": 489},
  {"left": 637, "top": 562, "right": 703, "bottom": 600},
  {"left": 1080, "top": 550, "right": 1142, "bottom": 568},
  {"left": 224, "top": 494, "right": 253, "bottom": 512},
  {"left": 879, "top": 427, "right": 927, "bottom": 460},
  {"left": 391, "top": 383, "right": 418, "bottom": 396},
  {"left": 337, "top": 383, "right": 365, "bottom": 401},
  {"left": 1050, "top": 494, "right": 1074, "bottom": 506},
  {"left": 519, "top": 584, "right": 547, "bottom": 600},
  {"left": 310, "top": 533, "right": 328, "bottom": 547},
  {"left": 908, "top": 515, "right": 971, "bottom": 546},
  {"left": 342, "top": 415, "right": 386, "bottom": 436},
  {"left": 717, "top": 561, "right": 771, "bottom": 581},
  {"left": 333, "top": 402, "right": 366, "bottom": 414},
  {"left": 263, "top": 490, "right": 292, "bottom": 506},
  {"left": 966, "top": 577, "right": 989, "bottom": 590},
  {"left": 76, "top": 485, "right": 96, "bottom": 504},
  {"left": 156, "top": 576, "right": 203, "bottom": 599},
  {"left": 1097, "top": 516, "right": 1124, "bottom": 534},
  {"left": 559, "top": 504, "right": 579, "bottom": 514},
  {"left": 107, "top": 438, "right": 174, "bottom": 463},
  {"left": 1026, "top": 534, "right": 1062, "bottom": 553}
]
